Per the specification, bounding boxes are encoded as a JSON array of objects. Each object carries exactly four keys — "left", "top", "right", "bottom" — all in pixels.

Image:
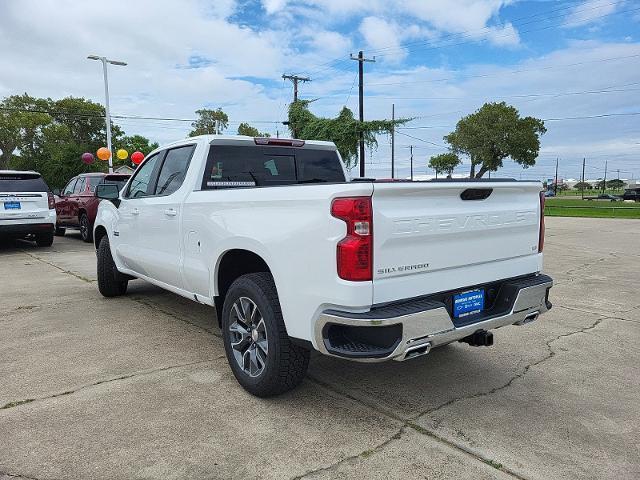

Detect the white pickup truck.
[{"left": 94, "top": 135, "right": 553, "bottom": 396}]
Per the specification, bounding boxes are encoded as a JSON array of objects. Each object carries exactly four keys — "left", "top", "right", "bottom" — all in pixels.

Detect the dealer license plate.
[{"left": 453, "top": 289, "right": 484, "bottom": 318}]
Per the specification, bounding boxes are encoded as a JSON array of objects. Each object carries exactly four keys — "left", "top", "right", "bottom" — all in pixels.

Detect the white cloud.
[
  {"left": 262, "top": 0, "right": 289, "bottom": 14},
  {"left": 564, "top": 0, "right": 620, "bottom": 28}
]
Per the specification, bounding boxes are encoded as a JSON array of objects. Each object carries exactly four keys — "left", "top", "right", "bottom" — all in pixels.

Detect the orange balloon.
[{"left": 97, "top": 147, "right": 111, "bottom": 161}]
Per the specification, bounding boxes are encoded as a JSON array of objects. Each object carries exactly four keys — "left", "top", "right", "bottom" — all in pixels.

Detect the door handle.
[
  {"left": 164, "top": 208, "right": 177, "bottom": 217},
  {"left": 131, "top": 208, "right": 140, "bottom": 215}
]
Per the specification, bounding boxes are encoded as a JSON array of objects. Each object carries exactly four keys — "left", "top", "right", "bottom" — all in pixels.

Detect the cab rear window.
[
  {"left": 0, "top": 174, "right": 49, "bottom": 192},
  {"left": 201, "top": 145, "right": 345, "bottom": 189}
]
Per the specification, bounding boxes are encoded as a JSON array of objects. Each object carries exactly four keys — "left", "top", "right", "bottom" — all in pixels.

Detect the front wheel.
[
  {"left": 35, "top": 232, "right": 54, "bottom": 247},
  {"left": 222, "top": 272, "right": 310, "bottom": 397},
  {"left": 97, "top": 236, "right": 128, "bottom": 297},
  {"left": 79, "top": 214, "right": 93, "bottom": 243}
]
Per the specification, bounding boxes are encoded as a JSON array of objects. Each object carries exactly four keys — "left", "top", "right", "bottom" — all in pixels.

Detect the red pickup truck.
[{"left": 55, "top": 172, "right": 130, "bottom": 242}]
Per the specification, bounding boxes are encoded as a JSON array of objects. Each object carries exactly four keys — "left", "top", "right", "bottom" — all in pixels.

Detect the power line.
[
  {"left": 294, "top": 0, "right": 624, "bottom": 79},
  {"left": 367, "top": 52, "right": 640, "bottom": 88}
]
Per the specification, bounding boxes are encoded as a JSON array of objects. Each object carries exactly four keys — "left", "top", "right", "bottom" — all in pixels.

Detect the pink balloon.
[{"left": 81, "top": 152, "right": 95, "bottom": 165}]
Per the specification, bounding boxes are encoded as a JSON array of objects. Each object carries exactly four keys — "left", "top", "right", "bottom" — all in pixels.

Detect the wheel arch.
[
  {"left": 94, "top": 224, "right": 108, "bottom": 250},
  {"left": 214, "top": 249, "right": 273, "bottom": 325}
]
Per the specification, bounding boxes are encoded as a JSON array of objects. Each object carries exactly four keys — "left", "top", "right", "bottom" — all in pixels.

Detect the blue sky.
[{"left": 0, "top": 0, "right": 638, "bottom": 181}]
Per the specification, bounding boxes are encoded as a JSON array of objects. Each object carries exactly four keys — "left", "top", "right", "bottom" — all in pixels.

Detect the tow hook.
[{"left": 459, "top": 329, "right": 494, "bottom": 347}]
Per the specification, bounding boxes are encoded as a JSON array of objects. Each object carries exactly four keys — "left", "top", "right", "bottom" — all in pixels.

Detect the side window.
[
  {"left": 125, "top": 154, "right": 162, "bottom": 199},
  {"left": 63, "top": 178, "right": 77, "bottom": 196},
  {"left": 155, "top": 145, "right": 195, "bottom": 196},
  {"left": 73, "top": 177, "right": 86, "bottom": 194}
]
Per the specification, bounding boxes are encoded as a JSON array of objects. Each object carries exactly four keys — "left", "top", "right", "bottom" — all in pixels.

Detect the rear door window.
[
  {"left": 0, "top": 173, "right": 49, "bottom": 192},
  {"left": 202, "top": 145, "right": 344, "bottom": 189},
  {"left": 155, "top": 145, "right": 196, "bottom": 196}
]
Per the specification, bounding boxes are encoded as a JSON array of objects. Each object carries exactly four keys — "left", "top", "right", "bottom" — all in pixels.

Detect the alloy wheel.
[{"left": 228, "top": 297, "right": 268, "bottom": 377}]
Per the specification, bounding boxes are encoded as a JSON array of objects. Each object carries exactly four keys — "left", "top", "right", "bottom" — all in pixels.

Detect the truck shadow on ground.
[{"left": 123, "top": 278, "right": 537, "bottom": 419}]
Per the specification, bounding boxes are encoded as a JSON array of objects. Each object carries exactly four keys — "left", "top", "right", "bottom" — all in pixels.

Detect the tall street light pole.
[{"left": 87, "top": 55, "right": 127, "bottom": 173}]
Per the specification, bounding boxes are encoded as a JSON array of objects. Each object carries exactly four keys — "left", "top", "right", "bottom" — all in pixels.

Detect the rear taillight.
[
  {"left": 47, "top": 192, "right": 55, "bottom": 210},
  {"left": 538, "top": 191, "right": 545, "bottom": 253},
  {"left": 331, "top": 196, "right": 373, "bottom": 281}
]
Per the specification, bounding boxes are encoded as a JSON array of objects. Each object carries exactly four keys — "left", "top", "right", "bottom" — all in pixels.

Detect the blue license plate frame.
[
  {"left": 453, "top": 289, "right": 485, "bottom": 318},
  {"left": 4, "top": 201, "right": 21, "bottom": 210}
]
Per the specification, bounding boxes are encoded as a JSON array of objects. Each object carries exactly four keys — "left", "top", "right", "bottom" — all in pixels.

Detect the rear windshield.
[
  {"left": 201, "top": 145, "right": 345, "bottom": 189},
  {"left": 99, "top": 175, "right": 130, "bottom": 192},
  {"left": 0, "top": 173, "right": 49, "bottom": 192}
]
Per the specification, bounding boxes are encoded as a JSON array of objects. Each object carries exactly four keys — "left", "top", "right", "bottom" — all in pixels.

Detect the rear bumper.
[
  {"left": 314, "top": 274, "right": 553, "bottom": 362},
  {"left": 0, "top": 222, "right": 55, "bottom": 236}
]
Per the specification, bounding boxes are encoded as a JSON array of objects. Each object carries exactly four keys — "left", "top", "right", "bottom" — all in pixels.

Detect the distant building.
[{"left": 114, "top": 165, "right": 134, "bottom": 175}]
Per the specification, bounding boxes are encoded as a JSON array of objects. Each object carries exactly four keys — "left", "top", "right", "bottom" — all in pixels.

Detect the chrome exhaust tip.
[
  {"left": 401, "top": 342, "right": 432, "bottom": 361},
  {"left": 514, "top": 311, "right": 540, "bottom": 326}
]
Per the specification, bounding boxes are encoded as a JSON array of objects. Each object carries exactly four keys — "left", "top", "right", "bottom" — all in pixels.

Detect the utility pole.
[
  {"left": 581, "top": 158, "right": 586, "bottom": 200},
  {"left": 554, "top": 157, "right": 559, "bottom": 195},
  {"left": 350, "top": 51, "right": 376, "bottom": 177},
  {"left": 603, "top": 160, "right": 608, "bottom": 194},
  {"left": 282, "top": 74, "right": 310, "bottom": 139},
  {"left": 410, "top": 145, "right": 414, "bottom": 181},
  {"left": 282, "top": 74, "right": 310, "bottom": 102},
  {"left": 391, "top": 104, "right": 395, "bottom": 179}
]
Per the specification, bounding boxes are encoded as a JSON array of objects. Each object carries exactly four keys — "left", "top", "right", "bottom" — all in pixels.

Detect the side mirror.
[{"left": 96, "top": 183, "right": 121, "bottom": 207}]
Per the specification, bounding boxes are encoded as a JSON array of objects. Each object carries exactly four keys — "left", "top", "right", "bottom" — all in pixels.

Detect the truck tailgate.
[{"left": 371, "top": 181, "right": 543, "bottom": 304}]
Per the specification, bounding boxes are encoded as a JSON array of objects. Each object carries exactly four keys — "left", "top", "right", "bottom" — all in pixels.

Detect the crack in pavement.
[
  {"left": 301, "top": 315, "right": 611, "bottom": 480},
  {"left": 303, "top": 376, "right": 525, "bottom": 480},
  {"left": 421, "top": 316, "right": 606, "bottom": 418},
  {"left": 556, "top": 304, "right": 639, "bottom": 323},
  {"left": 20, "top": 250, "right": 94, "bottom": 284},
  {"left": 290, "top": 425, "right": 406, "bottom": 480},
  {"left": 0, "top": 358, "right": 219, "bottom": 411},
  {"left": 0, "top": 471, "right": 41, "bottom": 480}
]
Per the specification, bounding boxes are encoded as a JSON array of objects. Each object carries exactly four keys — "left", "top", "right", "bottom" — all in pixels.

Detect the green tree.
[
  {"left": 189, "top": 108, "right": 228, "bottom": 136},
  {"left": 237, "top": 122, "right": 270, "bottom": 137},
  {"left": 428, "top": 152, "right": 461, "bottom": 178},
  {"left": 444, "top": 102, "right": 546, "bottom": 178},
  {"left": 0, "top": 94, "right": 51, "bottom": 169},
  {"left": 288, "top": 100, "right": 409, "bottom": 170},
  {"left": 573, "top": 181, "right": 592, "bottom": 190},
  {"left": 606, "top": 179, "right": 625, "bottom": 191}
]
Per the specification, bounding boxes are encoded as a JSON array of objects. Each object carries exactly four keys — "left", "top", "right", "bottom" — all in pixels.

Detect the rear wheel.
[
  {"left": 35, "top": 232, "right": 54, "bottom": 247},
  {"left": 97, "top": 236, "right": 128, "bottom": 297},
  {"left": 55, "top": 225, "right": 66, "bottom": 236},
  {"left": 222, "top": 272, "right": 309, "bottom": 397},
  {"left": 79, "top": 213, "right": 93, "bottom": 243}
]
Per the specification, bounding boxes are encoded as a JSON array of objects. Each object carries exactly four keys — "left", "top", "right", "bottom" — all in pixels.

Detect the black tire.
[
  {"left": 80, "top": 213, "right": 93, "bottom": 243},
  {"left": 35, "top": 232, "right": 54, "bottom": 247},
  {"left": 97, "top": 235, "right": 128, "bottom": 297},
  {"left": 55, "top": 226, "right": 66, "bottom": 236},
  {"left": 222, "top": 272, "right": 310, "bottom": 397}
]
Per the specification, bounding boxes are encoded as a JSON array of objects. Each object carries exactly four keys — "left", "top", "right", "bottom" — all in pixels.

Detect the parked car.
[
  {"left": 622, "top": 188, "right": 640, "bottom": 202},
  {"left": 543, "top": 189, "right": 555, "bottom": 197},
  {"left": 595, "top": 194, "right": 622, "bottom": 201},
  {"left": 94, "top": 135, "right": 553, "bottom": 396},
  {"left": 0, "top": 170, "right": 56, "bottom": 247},
  {"left": 55, "top": 172, "right": 130, "bottom": 242}
]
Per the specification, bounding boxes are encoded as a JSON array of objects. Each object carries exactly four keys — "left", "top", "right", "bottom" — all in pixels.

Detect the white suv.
[{"left": 0, "top": 170, "right": 56, "bottom": 247}]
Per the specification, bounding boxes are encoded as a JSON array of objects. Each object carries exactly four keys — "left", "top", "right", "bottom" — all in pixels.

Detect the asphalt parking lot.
[{"left": 1, "top": 217, "right": 639, "bottom": 480}]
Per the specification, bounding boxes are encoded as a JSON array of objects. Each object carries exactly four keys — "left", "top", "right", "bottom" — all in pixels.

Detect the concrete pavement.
[{"left": 1, "top": 219, "right": 639, "bottom": 479}]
